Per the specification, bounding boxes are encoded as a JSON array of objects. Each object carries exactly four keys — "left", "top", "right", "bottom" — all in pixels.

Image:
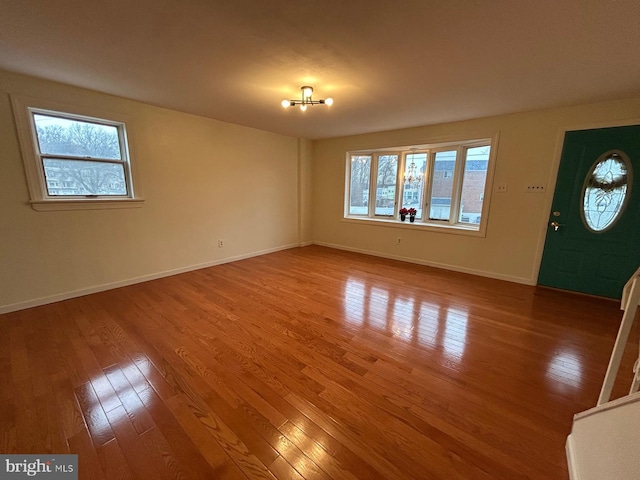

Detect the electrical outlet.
[
  {"left": 496, "top": 183, "right": 508, "bottom": 193},
  {"left": 218, "top": 239, "right": 224, "bottom": 248},
  {"left": 525, "top": 184, "right": 546, "bottom": 193},
  {"left": 396, "top": 237, "right": 402, "bottom": 245}
]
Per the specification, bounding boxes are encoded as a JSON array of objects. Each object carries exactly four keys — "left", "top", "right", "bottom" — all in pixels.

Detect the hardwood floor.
[{"left": 0, "top": 246, "right": 637, "bottom": 479}]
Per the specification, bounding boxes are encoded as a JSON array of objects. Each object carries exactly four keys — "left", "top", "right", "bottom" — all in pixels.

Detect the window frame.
[
  {"left": 372, "top": 151, "right": 401, "bottom": 218},
  {"left": 11, "top": 95, "right": 144, "bottom": 211},
  {"left": 344, "top": 136, "right": 498, "bottom": 236}
]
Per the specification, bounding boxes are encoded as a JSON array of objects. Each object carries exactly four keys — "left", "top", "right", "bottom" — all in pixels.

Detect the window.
[
  {"left": 345, "top": 138, "right": 495, "bottom": 233},
  {"left": 429, "top": 150, "right": 457, "bottom": 221},
  {"left": 349, "top": 155, "right": 371, "bottom": 215},
  {"left": 581, "top": 151, "right": 630, "bottom": 232},
  {"left": 374, "top": 154, "right": 399, "bottom": 216},
  {"left": 11, "top": 95, "right": 142, "bottom": 211}
]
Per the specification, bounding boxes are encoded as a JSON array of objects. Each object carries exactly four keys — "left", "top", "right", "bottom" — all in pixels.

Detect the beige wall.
[
  {"left": 297, "top": 137, "right": 314, "bottom": 245},
  {"left": 3, "top": 68, "right": 640, "bottom": 313},
  {"left": 0, "top": 70, "right": 300, "bottom": 312},
  {"left": 311, "top": 97, "right": 640, "bottom": 284}
]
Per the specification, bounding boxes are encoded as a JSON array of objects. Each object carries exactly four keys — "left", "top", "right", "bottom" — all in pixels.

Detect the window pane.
[
  {"left": 43, "top": 159, "right": 127, "bottom": 196},
  {"left": 34, "top": 113, "right": 122, "bottom": 160},
  {"left": 349, "top": 155, "right": 371, "bottom": 215},
  {"left": 402, "top": 152, "right": 427, "bottom": 218},
  {"left": 429, "top": 150, "right": 457, "bottom": 220},
  {"left": 582, "top": 152, "right": 629, "bottom": 232},
  {"left": 459, "top": 146, "right": 490, "bottom": 224},
  {"left": 375, "top": 155, "right": 398, "bottom": 216}
]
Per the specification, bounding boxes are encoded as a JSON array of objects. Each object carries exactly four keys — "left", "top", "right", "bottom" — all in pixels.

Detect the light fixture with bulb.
[{"left": 281, "top": 86, "right": 333, "bottom": 111}]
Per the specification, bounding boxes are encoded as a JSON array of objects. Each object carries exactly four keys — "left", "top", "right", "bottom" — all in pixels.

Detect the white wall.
[
  {"left": 0, "top": 70, "right": 300, "bottom": 313},
  {"left": 311, "top": 97, "right": 640, "bottom": 284}
]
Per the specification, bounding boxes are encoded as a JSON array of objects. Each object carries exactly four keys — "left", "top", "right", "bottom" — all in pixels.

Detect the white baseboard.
[
  {"left": 1, "top": 241, "right": 533, "bottom": 315},
  {"left": 312, "top": 241, "right": 534, "bottom": 286},
  {"left": 0, "top": 243, "right": 299, "bottom": 314}
]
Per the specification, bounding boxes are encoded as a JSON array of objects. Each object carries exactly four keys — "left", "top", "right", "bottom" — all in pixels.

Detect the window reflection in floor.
[
  {"left": 546, "top": 349, "right": 583, "bottom": 390},
  {"left": 343, "top": 277, "right": 469, "bottom": 364}
]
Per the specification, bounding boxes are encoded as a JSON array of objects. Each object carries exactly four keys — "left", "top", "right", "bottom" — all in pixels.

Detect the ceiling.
[{"left": 1, "top": 0, "right": 639, "bottom": 139}]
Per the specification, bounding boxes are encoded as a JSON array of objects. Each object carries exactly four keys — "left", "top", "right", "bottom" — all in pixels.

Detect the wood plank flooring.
[{"left": 1, "top": 245, "right": 637, "bottom": 479}]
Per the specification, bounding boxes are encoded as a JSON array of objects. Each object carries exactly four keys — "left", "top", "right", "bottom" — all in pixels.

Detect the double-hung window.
[
  {"left": 12, "top": 95, "right": 142, "bottom": 211},
  {"left": 346, "top": 138, "right": 495, "bottom": 233}
]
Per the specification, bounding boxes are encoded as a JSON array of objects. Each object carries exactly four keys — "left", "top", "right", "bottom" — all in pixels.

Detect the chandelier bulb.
[
  {"left": 281, "top": 99, "right": 291, "bottom": 108},
  {"left": 302, "top": 86, "right": 313, "bottom": 99},
  {"left": 324, "top": 97, "right": 334, "bottom": 106}
]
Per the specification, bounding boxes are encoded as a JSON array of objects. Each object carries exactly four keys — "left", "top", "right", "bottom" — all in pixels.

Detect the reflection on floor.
[{"left": 0, "top": 246, "right": 636, "bottom": 480}]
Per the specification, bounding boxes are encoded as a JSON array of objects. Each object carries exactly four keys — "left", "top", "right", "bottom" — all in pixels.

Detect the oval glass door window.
[{"left": 582, "top": 151, "right": 631, "bottom": 232}]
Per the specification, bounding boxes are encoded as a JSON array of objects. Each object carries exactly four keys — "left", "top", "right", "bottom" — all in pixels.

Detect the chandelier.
[
  {"left": 281, "top": 86, "right": 334, "bottom": 111},
  {"left": 404, "top": 149, "right": 423, "bottom": 186}
]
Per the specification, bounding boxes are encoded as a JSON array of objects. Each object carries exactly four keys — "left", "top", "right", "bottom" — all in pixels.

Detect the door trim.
[{"left": 532, "top": 117, "right": 640, "bottom": 286}]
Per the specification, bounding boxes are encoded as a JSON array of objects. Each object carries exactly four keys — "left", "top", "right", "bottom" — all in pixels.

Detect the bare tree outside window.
[
  {"left": 34, "top": 114, "right": 127, "bottom": 196},
  {"left": 42, "top": 159, "right": 126, "bottom": 196},
  {"left": 375, "top": 155, "right": 398, "bottom": 216},
  {"left": 349, "top": 155, "right": 371, "bottom": 214}
]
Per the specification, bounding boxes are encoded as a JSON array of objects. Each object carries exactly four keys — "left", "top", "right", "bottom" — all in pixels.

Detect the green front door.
[{"left": 538, "top": 125, "right": 640, "bottom": 299}]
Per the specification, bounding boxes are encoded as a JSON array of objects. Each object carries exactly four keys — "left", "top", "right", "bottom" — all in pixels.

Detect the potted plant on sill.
[
  {"left": 408, "top": 208, "right": 417, "bottom": 222},
  {"left": 399, "top": 208, "right": 408, "bottom": 221}
]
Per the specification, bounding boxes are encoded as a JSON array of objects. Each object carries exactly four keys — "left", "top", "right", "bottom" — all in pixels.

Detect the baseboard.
[
  {"left": 312, "top": 241, "right": 534, "bottom": 286},
  {"left": 0, "top": 243, "right": 299, "bottom": 314},
  {"left": 1, "top": 241, "right": 533, "bottom": 314}
]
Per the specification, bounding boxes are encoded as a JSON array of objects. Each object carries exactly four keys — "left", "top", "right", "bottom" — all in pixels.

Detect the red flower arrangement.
[
  {"left": 399, "top": 208, "right": 409, "bottom": 215},
  {"left": 407, "top": 208, "right": 417, "bottom": 216}
]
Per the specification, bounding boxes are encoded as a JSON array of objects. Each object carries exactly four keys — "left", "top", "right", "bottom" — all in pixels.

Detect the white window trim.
[
  {"left": 344, "top": 135, "right": 499, "bottom": 237},
  {"left": 11, "top": 94, "right": 144, "bottom": 211}
]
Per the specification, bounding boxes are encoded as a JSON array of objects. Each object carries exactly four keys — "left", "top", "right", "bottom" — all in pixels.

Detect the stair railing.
[{"left": 597, "top": 265, "right": 640, "bottom": 405}]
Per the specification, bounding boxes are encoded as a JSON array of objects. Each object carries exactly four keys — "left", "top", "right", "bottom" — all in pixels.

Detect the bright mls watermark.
[{"left": 0, "top": 455, "right": 77, "bottom": 479}]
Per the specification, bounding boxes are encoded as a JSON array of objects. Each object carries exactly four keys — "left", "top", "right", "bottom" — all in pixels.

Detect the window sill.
[
  {"left": 342, "top": 216, "right": 486, "bottom": 237},
  {"left": 30, "top": 198, "right": 145, "bottom": 211}
]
